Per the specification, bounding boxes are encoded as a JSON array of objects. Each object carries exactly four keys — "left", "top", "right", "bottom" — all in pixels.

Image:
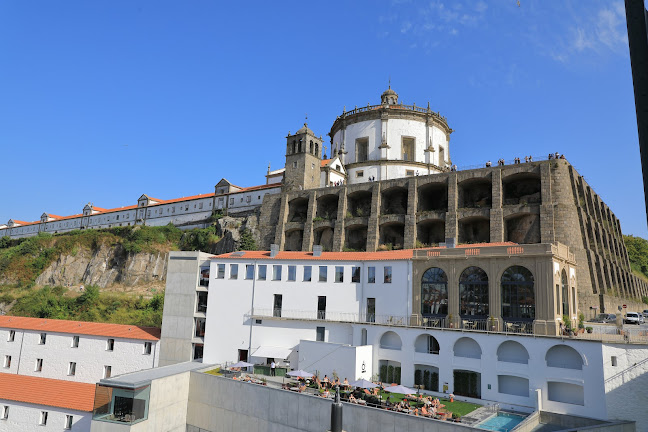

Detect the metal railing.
[
  {"left": 246, "top": 309, "right": 648, "bottom": 343},
  {"left": 339, "top": 103, "right": 447, "bottom": 121}
]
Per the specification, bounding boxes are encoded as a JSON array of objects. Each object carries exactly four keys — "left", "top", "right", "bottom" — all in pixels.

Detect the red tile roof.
[
  {"left": 321, "top": 159, "right": 332, "bottom": 167},
  {"left": 0, "top": 316, "right": 160, "bottom": 341},
  {"left": 0, "top": 373, "right": 95, "bottom": 412},
  {"left": 214, "top": 242, "right": 517, "bottom": 261},
  {"left": 149, "top": 192, "right": 213, "bottom": 206}
]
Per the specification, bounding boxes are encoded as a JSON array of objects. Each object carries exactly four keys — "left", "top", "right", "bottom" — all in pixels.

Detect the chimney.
[
  {"left": 270, "top": 244, "right": 280, "bottom": 257},
  {"left": 313, "top": 245, "right": 323, "bottom": 257}
]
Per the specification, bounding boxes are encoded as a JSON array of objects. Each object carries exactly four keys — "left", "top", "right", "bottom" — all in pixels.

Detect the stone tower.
[{"left": 284, "top": 123, "right": 322, "bottom": 190}]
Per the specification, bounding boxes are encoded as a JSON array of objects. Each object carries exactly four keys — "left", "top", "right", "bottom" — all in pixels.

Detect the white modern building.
[{"left": 170, "top": 244, "right": 648, "bottom": 424}]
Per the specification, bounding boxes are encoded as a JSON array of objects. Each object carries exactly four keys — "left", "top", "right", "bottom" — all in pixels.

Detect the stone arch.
[
  {"left": 418, "top": 182, "right": 448, "bottom": 212},
  {"left": 502, "top": 172, "right": 541, "bottom": 205},
  {"left": 316, "top": 194, "right": 338, "bottom": 220},
  {"left": 379, "top": 331, "right": 402, "bottom": 350},
  {"left": 458, "top": 216, "right": 490, "bottom": 244},
  {"left": 496, "top": 341, "right": 529, "bottom": 364},
  {"left": 453, "top": 337, "right": 482, "bottom": 359},
  {"left": 284, "top": 229, "right": 303, "bottom": 252},
  {"left": 458, "top": 178, "right": 491, "bottom": 208},
  {"left": 545, "top": 345, "right": 584, "bottom": 370},
  {"left": 504, "top": 212, "right": 540, "bottom": 244},
  {"left": 381, "top": 186, "right": 408, "bottom": 215},
  {"left": 414, "top": 334, "right": 440, "bottom": 354},
  {"left": 288, "top": 197, "right": 309, "bottom": 222},
  {"left": 379, "top": 222, "right": 404, "bottom": 250},
  {"left": 348, "top": 190, "right": 372, "bottom": 218}
]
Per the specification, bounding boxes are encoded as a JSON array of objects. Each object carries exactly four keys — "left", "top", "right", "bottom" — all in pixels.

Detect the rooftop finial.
[{"left": 388, "top": 75, "right": 391, "bottom": 89}]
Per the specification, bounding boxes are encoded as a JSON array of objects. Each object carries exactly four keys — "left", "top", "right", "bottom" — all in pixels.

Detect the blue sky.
[{"left": 1, "top": 0, "right": 646, "bottom": 237}]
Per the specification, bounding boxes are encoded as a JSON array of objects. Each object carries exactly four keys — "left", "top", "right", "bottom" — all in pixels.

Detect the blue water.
[{"left": 477, "top": 413, "right": 526, "bottom": 432}]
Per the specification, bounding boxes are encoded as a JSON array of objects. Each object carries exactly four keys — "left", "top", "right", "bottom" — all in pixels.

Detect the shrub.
[{"left": 238, "top": 229, "right": 257, "bottom": 251}]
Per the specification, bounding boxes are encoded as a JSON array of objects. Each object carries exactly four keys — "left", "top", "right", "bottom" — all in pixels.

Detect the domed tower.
[
  {"left": 284, "top": 123, "right": 323, "bottom": 190},
  {"left": 329, "top": 87, "right": 453, "bottom": 184}
]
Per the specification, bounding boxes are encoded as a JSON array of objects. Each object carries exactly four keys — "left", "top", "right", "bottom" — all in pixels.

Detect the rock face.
[{"left": 35, "top": 244, "right": 168, "bottom": 289}]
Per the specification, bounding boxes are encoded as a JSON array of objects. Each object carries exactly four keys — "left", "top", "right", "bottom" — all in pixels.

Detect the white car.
[{"left": 624, "top": 312, "right": 641, "bottom": 325}]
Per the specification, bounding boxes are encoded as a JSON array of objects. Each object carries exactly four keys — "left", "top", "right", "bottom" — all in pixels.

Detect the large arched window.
[
  {"left": 459, "top": 266, "right": 489, "bottom": 317},
  {"left": 501, "top": 266, "right": 535, "bottom": 321},
  {"left": 561, "top": 270, "right": 569, "bottom": 316},
  {"left": 421, "top": 267, "right": 448, "bottom": 316}
]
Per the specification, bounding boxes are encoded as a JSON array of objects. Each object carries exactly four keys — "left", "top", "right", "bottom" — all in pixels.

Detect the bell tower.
[{"left": 284, "top": 122, "right": 322, "bottom": 190}]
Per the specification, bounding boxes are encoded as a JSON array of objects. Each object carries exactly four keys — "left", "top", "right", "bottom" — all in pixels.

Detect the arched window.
[
  {"left": 315, "top": 143, "right": 319, "bottom": 155},
  {"left": 298, "top": 140, "right": 302, "bottom": 152},
  {"left": 421, "top": 267, "right": 448, "bottom": 316},
  {"left": 501, "top": 266, "right": 535, "bottom": 321},
  {"left": 310, "top": 141, "right": 314, "bottom": 153},
  {"left": 561, "top": 270, "right": 569, "bottom": 316},
  {"left": 459, "top": 266, "right": 489, "bottom": 317},
  {"left": 292, "top": 141, "right": 296, "bottom": 154}
]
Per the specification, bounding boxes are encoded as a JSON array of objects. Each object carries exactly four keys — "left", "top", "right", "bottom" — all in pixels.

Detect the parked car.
[
  {"left": 643, "top": 309, "right": 648, "bottom": 318},
  {"left": 590, "top": 313, "right": 616, "bottom": 323},
  {"left": 639, "top": 313, "right": 645, "bottom": 324},
  {"left": 624, "top": 312, "right": 641, "bottom": 325}
]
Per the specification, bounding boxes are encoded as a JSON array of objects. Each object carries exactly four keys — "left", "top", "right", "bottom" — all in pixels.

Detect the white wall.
[
  {"left": 0, "top": 329, "right": 157, "bottom": 383},
  {"left": 0, "top": 401, "right": 90, "bottom": 432},
  {"left": 603, "top": 343, "right": 648, "bottom": 431},
  {"left": 298, "top": 340, "right": 372, "bottom": 381}
]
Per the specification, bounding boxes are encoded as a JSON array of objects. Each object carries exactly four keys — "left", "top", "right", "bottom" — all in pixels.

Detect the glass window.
[
  {"left": 40, "top": 411, "right": 48, "bottom": 425},
  {"left": 106, "top": 339, "right": 114, "bottom": 351},
  {"left": 3, "top": 355, "right": 10, "bottom": 368},
  {"left": 197, "top": 291, "right": 208, "bottom": 313},
  {"left": 65, "top": 415, "right": 73, "bottom": 429},
  {"left": 68, "top": 362, "right": 76, "bottom": 376},
  {"left": 273, "top": 265, "right": 282, "bottom": 281},
  {"left": 39, "top": 333, "right": 46, "bottom": 345},
  {"left": 335, "top": 266, "right": 344, "bottom": 283},
  {"left": 35, "top": 358, "right": 43, "bottom": 372},
  {"left": 144, "top": 342, "right": 152, "bottom": 355},
  {"left": 195, "top": 318, "right": 206, "bottom": 338},
  {"left": 273, "top": 294, "right": 283, "bottom": 317},
  {"left": 258, "top": 265, "right": 267, "bottom": 280},
  {"left": 421, "top": 267, "right": 448, "bottom": 316},
  {"left": 501, "top": 266, "right": 535, "bottom": 320},
  {"left": 316, "top": 326, "right": 325, "bottom": 342},
  {"left": 230, "top": 264, "right": 238, "bottom": 279},
  {"left": 303, "top": 266, "right": 312, "bottom": 282},
  {"left": 317, "top": 296, "right": 327, "bottom": 319},
  {"left": 368, "top": 267, "right": 376, "bottom": 283},
  {"left": 7, "top": 330, "right": 14, "bottom": 342},
  {"left": 319, "top": 266, "right": 327, "bottom": 282},
  {"left": 288, "top": 265, "right": 296, "bottom": 281},
  {"left": 384, "top": 266, "right": 392, "bottom": 283},
  {"left": 217, "top": 264, "right": 225, "bottom": 279},
  {"left": 245, "top": 265, "right": 254, "bottom": 280},
  {"left": 92, "top": 384, "right": 150, "bottom": 425},
  {"left": 366, "top": 298, "right": 375, "bottom": 323},
  {"left": 561, "top": 270, "right": 569, "bottom": 316},
  {"left": 1, "top": 406, "right": 7, "bottom": 420},
  {"left": 352, "top": 267, "right": 361, "bottom": 283},
  {"left": 193, "top": 343, "right": 204, "bottom": 360},
  {"left": 459, "top": 266, "right": 489, "bottom": 317}
]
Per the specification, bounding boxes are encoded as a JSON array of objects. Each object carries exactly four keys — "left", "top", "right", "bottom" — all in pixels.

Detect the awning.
[{"left": 251, "top": 346, "right": 293, "bottom": 359}]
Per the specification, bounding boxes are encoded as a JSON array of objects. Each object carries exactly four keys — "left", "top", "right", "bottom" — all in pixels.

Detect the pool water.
[{"left": 477, "top": 412, "right": 527, "bottom": 432}]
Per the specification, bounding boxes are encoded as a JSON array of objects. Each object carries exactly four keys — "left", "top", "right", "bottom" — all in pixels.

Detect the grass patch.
[{"left": 204, "top": 368, "right": 222, "bottom": 376}]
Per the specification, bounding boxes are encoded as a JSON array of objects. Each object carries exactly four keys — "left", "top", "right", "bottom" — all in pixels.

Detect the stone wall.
[{"left": 257, "top": 160, "right": 647, "bottom": 313}]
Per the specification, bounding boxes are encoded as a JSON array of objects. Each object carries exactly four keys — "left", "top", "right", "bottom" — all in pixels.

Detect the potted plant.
[
  {"left": 489, "top": 316, "right": 497, "bottom": 331},
  {"left": 448, "top": 314, "right": 454, "bottom": 328},
  {"left": 586, "top": 326, "right": 593, "bottom": 333},
  {"left": 578, "top": 312, "right": 586, "bottom": 334},
  {"left": 452, "top": 413, "right": 461, "bottom": 422}
]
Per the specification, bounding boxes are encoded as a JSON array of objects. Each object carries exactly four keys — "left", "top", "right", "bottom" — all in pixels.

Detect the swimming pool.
[{"left": 477, "top": 412, "right": 527, "bottom": 432}]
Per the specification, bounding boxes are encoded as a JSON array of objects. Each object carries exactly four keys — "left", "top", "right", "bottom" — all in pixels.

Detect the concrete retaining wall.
[{"left": 186, "top": 372, "right": 479, "bottom": 432}]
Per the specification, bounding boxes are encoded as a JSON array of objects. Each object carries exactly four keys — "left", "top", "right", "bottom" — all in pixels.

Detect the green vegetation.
[
  {"left": 238, "top": 229, "right": 257, "bottom": 251},
  {"left": 178, "top": 226, "right": 221, "bottom": 251},
  {"left": 4, "top": 285, "right": 164, "bottom": 327},
  {"left": 0, "top": 225, "right": 182, "bottom": 285},
  {"left": 624, "top": 235, "right": 648, "bottom": 282},
  {"left": 204, "top": 368, "right": 222, "bottom": 376}
]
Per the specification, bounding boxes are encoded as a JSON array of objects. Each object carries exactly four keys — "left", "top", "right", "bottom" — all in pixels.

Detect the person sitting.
[
  {"left": 560, "top": 154, "right": 565, "bottom": 159},
  {"left": 322, "top": 389, "right": 330, "bottom": 398},
  {"left": 343, "top": 378, "right": 349, "bottom": 386},
  {"left": 348, "top": 394, "right": 358, "bottom": 404},
  {"left": 485, "top": 161, "right": 492, "bottom": 167},
  {"left": 298, "top": 384, "right": 306, "bottom": 393}
]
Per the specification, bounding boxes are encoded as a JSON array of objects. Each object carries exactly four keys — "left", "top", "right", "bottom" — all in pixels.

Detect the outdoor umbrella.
[
  {"left": 228, "top": 361, "right": 254, "bottom": 369},
  {"left": 286, "top": 369, "right": 314, "bottom": 379},
  {"left": 349, "top": 379, "right": 378, "bottom": 389},
  {"left": 384, "top": 384, "right": 416, "bottom": 395}
]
